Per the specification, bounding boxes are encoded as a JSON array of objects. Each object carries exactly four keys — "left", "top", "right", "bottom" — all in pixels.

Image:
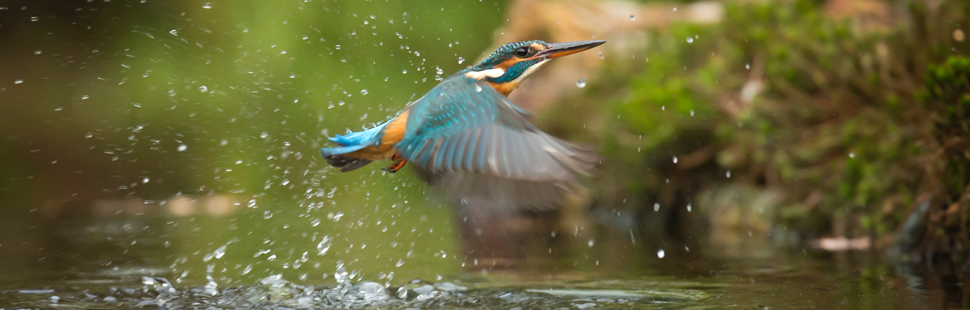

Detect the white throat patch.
[{"left": 464, "top": 68, "right": 505, "bottom": 80}]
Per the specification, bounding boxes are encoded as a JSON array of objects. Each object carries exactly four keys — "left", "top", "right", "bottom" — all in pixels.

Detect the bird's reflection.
[{"left": 443, "top": 193, "right": 608, "bottom": 275}]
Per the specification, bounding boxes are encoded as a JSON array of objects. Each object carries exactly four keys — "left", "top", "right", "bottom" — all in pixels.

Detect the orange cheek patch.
[{"left": 496, "top": 58, "right": 518, "bottom": 71}]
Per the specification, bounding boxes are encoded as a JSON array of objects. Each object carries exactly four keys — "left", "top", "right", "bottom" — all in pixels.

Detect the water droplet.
[
  {"left": 673, "top": 7, "right": 677, "bottom": 11},
  {"left": 687, "top": 203, "right": 692, "bottom": 212},
  {"left": 241, "top": 264, "right": 253, "bottom": 275},
  {"left": 598, "top": 52, "right": 604, "bottom": 59},
  {"left": 395, "top": 259, "right": 405, "bottom": 267},
  {"left": 474, "top": 84, "right": 482, "bottom": 92},
  {"left": 686, "top": 37, "right": 694, "bottom": 43},
  {"left": 672, "top": 156, "right": 678, "bottom": 164},
  {"left": 13, "top": 79, "right": 23, "bottom": 85},
  {"left": 587, "top": 239, "right": 595, "bottom": 247},
  {"left": 213, "top": 245, "right": 227, "bottom": 259},
  {"left": 630, "top": 14, "right": 636, "bottom": 21},
  {"left": 657, "top": 249, "right": 665, "bottom": 258},
  {"left": 142, "top": 177, "right": 150, "bottom": 184},
  {"left": 849, "top": 152, "right": 856, "bottom": 158},
  {"left": 317, "top": 236, "right": 332, "bottom": 255},
  {"left": 402, "top": 69, "right": 407, "bottom": 74},
  {"left": 457, "top": 57, "right": 465, "bottom": 64},
  {"left": 177, "top": 144, "right": 187, "bottom": 152},
  {"left": 745, "top": 63, "right": 751, "bottom": 70},
  {"left": 201, "top": 2, "right": 212, "bottom": 9},
  {"left": 198, "top": 85, "right": 208, "bottom": 92},
  {"left": 169, "top": 29, "right": 178, "bottom": 36},
  {"left": 576, "top": 78, "right": 587, "bottom": 88},
  {"left": 262, "top": 210, "right": 273, "bottom": 219},
  {"left": 653, "top": 203, "right": 660, "bottom": 212},
  {"left": 360, "top": 89, "right": 368, "bottom": 95},
  {"left": 690, "top": 109, "right": 695, "bottom": 116},
  {"left": 30, "top": 16, "right": 39, "bottom": 22},
  {"left": 436, "top": 67, "right": 444, "bottom": 75}
]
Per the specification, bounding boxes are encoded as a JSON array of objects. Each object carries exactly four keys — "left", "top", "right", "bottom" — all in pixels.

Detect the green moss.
[{"left": 551, "top": 0, "right": 970, "bottom": 255}]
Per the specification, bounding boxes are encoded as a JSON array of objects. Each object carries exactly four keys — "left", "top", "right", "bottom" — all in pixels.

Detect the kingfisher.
[{"left": 320, "top": 40, "right": 605, "bottom": 208}]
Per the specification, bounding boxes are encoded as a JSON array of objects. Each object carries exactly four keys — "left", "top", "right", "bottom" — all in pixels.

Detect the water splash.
[
  {"left": 55, "top": 268, "right": 712, "bottom": 309},
  {"left": 204, "top": 273, "right": 219, "bottom": 296}
]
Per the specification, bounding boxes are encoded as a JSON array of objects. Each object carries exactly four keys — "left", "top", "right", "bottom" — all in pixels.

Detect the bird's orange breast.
[{"left": 488, "top": 81, "right": 518, "bottom": 97}]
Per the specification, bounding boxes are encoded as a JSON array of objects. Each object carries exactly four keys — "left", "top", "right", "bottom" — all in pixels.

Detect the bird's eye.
[{"left": 514, "top": 47, "right": 530, "bottom": 58}]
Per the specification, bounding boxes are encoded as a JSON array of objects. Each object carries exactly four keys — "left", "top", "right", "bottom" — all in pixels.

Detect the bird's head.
[{"left": 462, "top": 40, "right": 605, "bottom": 96}]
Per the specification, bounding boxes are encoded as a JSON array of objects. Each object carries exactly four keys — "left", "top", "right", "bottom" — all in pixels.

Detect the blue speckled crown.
[{"left": 466, "top": 40, "right": 546, "bottom": 71}]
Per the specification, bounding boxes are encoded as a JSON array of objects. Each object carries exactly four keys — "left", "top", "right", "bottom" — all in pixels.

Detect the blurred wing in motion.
[{"left": 395, "top": 77, "right": 597, "bottom": 209}]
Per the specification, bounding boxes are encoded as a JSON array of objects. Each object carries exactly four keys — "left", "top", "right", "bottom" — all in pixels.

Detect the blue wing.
[{"left": 394, "top": 76, "right": 597, "bottom": 208}]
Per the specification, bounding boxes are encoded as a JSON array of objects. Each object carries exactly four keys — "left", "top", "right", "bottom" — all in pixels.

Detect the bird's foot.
[{"left": 383, "top": 159, "right": 407, "bottom": 173}]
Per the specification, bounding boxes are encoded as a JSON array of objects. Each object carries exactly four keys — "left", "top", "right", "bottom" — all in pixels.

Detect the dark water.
[{"left": 0, "top": 203, "right": 965, "bottom": 309}]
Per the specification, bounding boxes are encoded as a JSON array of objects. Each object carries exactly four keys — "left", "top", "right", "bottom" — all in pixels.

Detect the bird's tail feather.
[
  {"left": 321, "top": 144, "right": 373, "bottom": 172},
  {"left": 320, "top": 144, "right": 368, "bottom": 157},
  {"left": 325, "top": 155, "right": 372, "bottom": 172}
]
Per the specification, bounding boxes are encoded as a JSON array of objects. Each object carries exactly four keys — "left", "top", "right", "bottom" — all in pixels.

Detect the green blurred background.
[{"left": 0, "top": 0, "right": 515, "bottom": 286}]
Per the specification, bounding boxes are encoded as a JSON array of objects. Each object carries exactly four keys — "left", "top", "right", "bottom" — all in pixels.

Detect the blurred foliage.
[
  {"left": 919, "top": 56, "right": 970, "bottom": 259},
  {"left": 550, "top": 0, "right": 970, "bottom": 257}
]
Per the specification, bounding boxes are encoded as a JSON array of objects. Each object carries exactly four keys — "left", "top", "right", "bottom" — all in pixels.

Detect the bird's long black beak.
[{"left": 538, "top": 40, "right": 606, "bottom": 59}]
